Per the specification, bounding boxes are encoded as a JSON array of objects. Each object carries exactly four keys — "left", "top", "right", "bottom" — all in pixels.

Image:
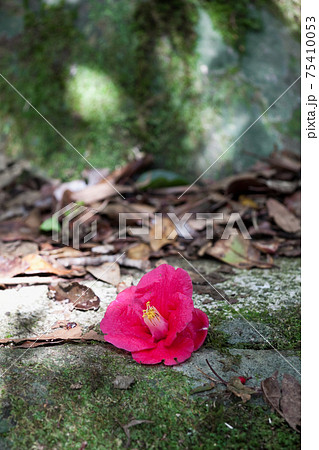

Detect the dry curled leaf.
[
  {"left": 227, "top": 376, "right": 257, "bottom": 403},
  {"left": 252, "top": 240, "right": 280, "bottom": 254},
  {"left": 0, "top": 324, "right": 83, "bottom": 348},
  {"left": 48, "top": 282, "right": 100, "bottom": 311},
  {"left": 261, "top": 371, "right": 301, "bottom": 432},
  {"left": 22, "top": 254, "right": 73, "bottom": 276},
  {"left": 0, "top": 255, "right": 29, "bottom": 278},
  {"left": 267, "top": 198, "right": 300, "bottom": 234},
  {"left": 0, "top": 326, "right": 107, "bottom": 348},
  {"left": 206, "top": 235, "right": 272, "bottom": 269},
  {"left": 127, "top": 243, "right": 151, "bottom": 260},
  {"left": 87, "top": 262, "right": 120, "bottom": 286}
]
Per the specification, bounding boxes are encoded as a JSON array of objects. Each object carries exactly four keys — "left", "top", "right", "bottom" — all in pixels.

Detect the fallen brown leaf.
[
  {"left": 0, "top": 325, "right": 83, "bottom": 347},
  {"left": 80, "top": 330, "right": 105, "bottom": 342},
  {"left": 43, "top": 246, "right": 86, "bottom": 258},
  {"left": 261, "top": 371, "right": 301, "bottom": 432},
  {"left": 277, "top": 240, "right": 301, "bottom": 257},
  {"left": 284, "top": 191, "right": 301, "bottom": 217},
  {"left": 0, "top": 241, "right": 38, "bottom": 257},
  {"left": 206, "top": 235, "right": 272, "bottom": 269},
  {"left": 267, "top": 198, "right": 300, "bottom": 233},
  {"left": 48, "top": 282, "right": 100, "bottom": 311},
  {"left": 87, "top": 262, "right": 120, "bottom": 285},
  {"left": 0, "top": 255, "right": 29, "bottom": 278},
  {"left": 0, "top": 326, "right": 107, "bottom": 347},
  {"left": 227, "top": 376, "right": 257, "bottom": 403},
  {"left": 22, "top": 254, "right": 73, "bottom": 276},
  {"left": 252, "top": 240, "right": 280, "bottom": 254},
  {"left": 71, "top": 182, "right": 117, "bottom": 204},
  {"left": 127, "top": 243, "right": 151, "bottom": 260}
]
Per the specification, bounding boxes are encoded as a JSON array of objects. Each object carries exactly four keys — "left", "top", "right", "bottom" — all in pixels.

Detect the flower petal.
[
  {"left": 181, "top": 308, "right": 209, "bottom": 351},
  {"left": 135, "top": 264, "right": 193, "bottom": 318},
  {"left": 163, "top": 292, "right": 194, "bottom": 347},
  {"left": 131, "top": 335, "right": 194, "bottom": 366},
  {"left": 100, "top": 286, "right": 156, "bottom": 352}
]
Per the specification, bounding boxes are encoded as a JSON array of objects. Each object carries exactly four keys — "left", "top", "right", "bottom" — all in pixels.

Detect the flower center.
[{"left": 142, "top": 301, "right": 168, "bottom": 341}]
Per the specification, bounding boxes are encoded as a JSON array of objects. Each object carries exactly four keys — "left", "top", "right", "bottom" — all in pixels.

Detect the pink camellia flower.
[{"left": 100, "top": 264, "right": 209, "bottom": 365}]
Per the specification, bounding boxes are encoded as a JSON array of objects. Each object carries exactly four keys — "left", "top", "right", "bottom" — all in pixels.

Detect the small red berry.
[{"left": 238, "top": 376, "right": 252, "bottom": 384}]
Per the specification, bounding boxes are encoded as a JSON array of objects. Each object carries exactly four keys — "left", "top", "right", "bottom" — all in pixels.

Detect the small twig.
[
  {"left": 206, "top": 359, "right": 227, "bottom": 386},
  {"left": 196, "top": 366, "right": 218, "bottom": 383}
]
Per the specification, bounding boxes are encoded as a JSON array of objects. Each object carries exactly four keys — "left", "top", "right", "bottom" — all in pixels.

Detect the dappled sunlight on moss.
[{"left": 65, "top": 65, "right": 123, "bottom": 122}]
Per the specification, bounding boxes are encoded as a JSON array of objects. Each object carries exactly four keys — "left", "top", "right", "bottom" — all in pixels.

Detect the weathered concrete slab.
[
  {"left": 216, "top": 318, "right": 277, "bottom": 345},
  {"left": 173, "top": 347, "right": 301, "bottom": 385}
]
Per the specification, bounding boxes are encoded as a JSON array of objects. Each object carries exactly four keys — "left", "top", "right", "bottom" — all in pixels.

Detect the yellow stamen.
[
  {"left": 142, "top": 301, "right": 168, "bottom": 340},
  {"left": 142, "top": 301, "right": 161, "bottom": 325}
]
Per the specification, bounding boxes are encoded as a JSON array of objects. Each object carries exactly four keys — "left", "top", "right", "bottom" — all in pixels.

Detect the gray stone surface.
[
  {"left": 196, "top": 7, "right": 300, "bottom": 176},
  {"left": 173, "top": 347, "right": 301, "bottom": 385},
  {"left": 0, "top": 274, "right": 135, "bottom": 339},
  {"left": 216, "top": 318, "right": 277, "bottom": 346},
  {"left": 163, "top": 256, "right": 301, "bottom": 318}
]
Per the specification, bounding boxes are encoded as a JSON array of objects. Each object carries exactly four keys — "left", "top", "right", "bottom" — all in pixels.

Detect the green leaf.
[
  {"left": 136, "top": 169, "right": 188, "bottom": 190},
  {"left": 40, "top": 217, "right": 61, "bottom": 233}
]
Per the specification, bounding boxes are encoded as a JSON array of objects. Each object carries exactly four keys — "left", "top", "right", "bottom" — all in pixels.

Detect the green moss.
[
  {"left": 204, "top": 302, "right": 300, "bottom": 352},
  {"left": 203, "top": 309, "right": 242, "bottom": 370},
  {"left": 0, "top": 0, "right": 300, "bottom": 179},
  {"left": 1, "top": 346, "right": 300, "bottom": 449},
  {"left": 0, "top": 0, "right": 204, "bottom": 179},
  {"left": 203, "top": 309, "right": 228, "bottom": 350},
  {"left": 234, "top": 304, "right": 301, "bottom": 351},
  {"left": 203, "top": 0, "right": 264, "bottom": 50},
  {"left": 130, "top": 0, "right": 202, "bottom": 174},
  {"left": 0, "top": 1, "right": 137, "bottom": 180},
  {"left": 202, "top": 0, "right": 300, "bottom": 50}
]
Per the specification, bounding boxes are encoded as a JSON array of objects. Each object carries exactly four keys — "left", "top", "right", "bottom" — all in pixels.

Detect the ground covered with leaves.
[{"left": 0, "top": 150, "right": 300, "bottom": 448}]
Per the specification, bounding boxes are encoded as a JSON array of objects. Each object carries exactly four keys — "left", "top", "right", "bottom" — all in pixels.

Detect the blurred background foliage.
[{"left": 0, "top": 0, "right": 300, "bottom": 180}]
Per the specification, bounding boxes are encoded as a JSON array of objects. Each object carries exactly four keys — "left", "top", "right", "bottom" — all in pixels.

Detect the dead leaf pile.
[{"left": 0, "top": 150, "right": 300, "bottom": 290}]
